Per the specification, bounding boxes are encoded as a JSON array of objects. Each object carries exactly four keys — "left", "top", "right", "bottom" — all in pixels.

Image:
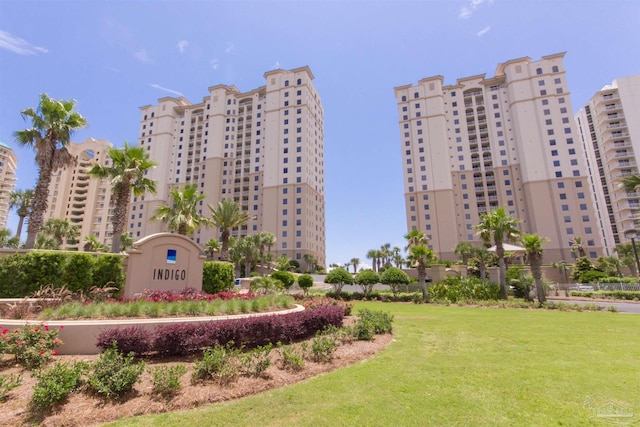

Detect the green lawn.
[{"left": 108, "top": 302, "right": 640, "bottom": 426}]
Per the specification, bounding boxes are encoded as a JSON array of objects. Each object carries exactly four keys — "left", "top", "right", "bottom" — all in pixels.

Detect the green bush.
[
  {"left": 192, "top": 344, "right": 241, "bottom": 384},
  {"left": 63, "top": 253, "right": 95, "bottom": 292},
  {"left": 309, "top": 331, "right": 338, "bottom": 363},
  {"left": 202, "top": 261, "right": 235, "bottom": 294},
  {"left": 277, "top": 343, "right": 306, "bottom": 372},
  {"left": 5, "top": 324, "right": 63, "bottom": 369},
  {"left": 31, "top": 361, "right": 88, "bottom": 408},
  {"left": 298, "top": 274, "right": 314, "bottom": 295},
  {"left": 241, "top": 344, "right": 273, "bottom": 377},
  {"left": 88, "top": 343, "right": 145, "bottom": 398},
  {"left": 148, "top": 364, "right": 187, "bottom": 396},
  {"left": 570, "top": 290, "right": 640, "bottom": 301},
  {"left": 430, "top": 276, "right": 500, "bottom": 303},
  {"left": 0, "top": 252, "right": 125, "bottom": 297},
  {"left": 0, "top": 373, "right": 22, "bottom": 402},
  {"left": 92, "top": 254, "right": 125, "bottom": 291},
  {"left": 578, "top": 270, "right": 608, "bottom": 284},
  {"left": 271, "top": 271, "right": 296, "bottom": 290}
]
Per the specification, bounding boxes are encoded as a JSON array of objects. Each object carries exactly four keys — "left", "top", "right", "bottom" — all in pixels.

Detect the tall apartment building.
[
  {"left": 135, "top": 66, "right": 326, "bottom": 268},
  {"left": 575, "top": 75, "right": 640, "bottom": 253},
  {"left": 0, "top": 142, "right": 18, "bottom": 230},
  {"left": 46, "top": 138, "right": 115, "bottom": 250},
  {"left": 394, "top": 53, "right": 605, "bottom": 263}
]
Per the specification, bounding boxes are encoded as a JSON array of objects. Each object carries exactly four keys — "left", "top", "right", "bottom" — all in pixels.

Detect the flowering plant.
[{"left": 4, "top": 324, "right": 63, "bottom": 369}]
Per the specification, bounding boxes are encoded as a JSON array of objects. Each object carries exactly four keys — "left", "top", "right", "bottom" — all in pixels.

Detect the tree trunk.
[
  {"left": 418, "top": 262, "right": 429, "bottom": 302},
  {"left": 497, "top": 244, "right": 508, "bottom": 300},
  {"left": 25, "top": 164, "right": 54, "bottom": 249},
  {"left": 15, "top": 215, "right": 25, "bottom": 240},
  {"left": 220, "top": 231, "right": 230, "bottom": 261},
  {"left": 110, "top": 183, "right": 131, "bottom": 253},
  {"left": 532, "top": 255, "right": 546, "bottom": 302}
]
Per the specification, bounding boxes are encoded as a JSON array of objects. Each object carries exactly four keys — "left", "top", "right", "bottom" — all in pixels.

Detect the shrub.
[
  {"left": 578, "top": 270, "right": 608, "bottom": 284},
  {"left": 31, "top": 361, "right": 88, "bottom": 408},
  {"left": 0, "top": 253, "right": 28, "bottom": 297},
  {"left": 202, "top": 261, "right": 235, "bottom": 294},
  {"left": 5, "top": 324, "right": 63, "bottom": 369},
  {"left": 95, "top": 326, "right": 153, "bottom": 355},
  {"left": 148, "top": 364, "right": 187, "bottom": 396},
  {"left": 354, "top": 269, "right": 380, "bottom": 298},
  {"left": 309, "top": 331, "right": 338, "bottom": 363},
  {"left": 62, "top": 253, "right": 95, "bottom": 292},
  {"left": 271, "top": 271, "right": 296, "bottom": 290},
  {"left": 241, "top": 343, "right": 273, "bottom": 377},
  {"left": 251, "top": 276, "right": 284, "bottom": 294},
  {"left": 297, "top": 274, "right": 314, "bottom": 295},
  {"left": 92, "top": 254, "right": 125, "bottom": 292},
  {"left": 88, "top": 343, "right": 145, "bottom": 398},
  {"left": 430, "top": 276, "right": 500, "bottom": 303},
  {"left": 0, "top": 373, "right": 22, "bottom": 402},
  {"left": 380, "top": 267, "right": 410, "bottom": 296},
  {"left": 277, "top": 343, "right": 305, "bottom": 371},
  {"left": 192, "top": 344, "right": 241, "bottom": 384},
  {"left": 353, "top": 309, "right": 394, "bottom": 340}
]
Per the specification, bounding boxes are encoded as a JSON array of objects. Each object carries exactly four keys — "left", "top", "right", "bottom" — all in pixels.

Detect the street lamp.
[{"left": 624, "top": 229, "right": 640, "bottom": 277}]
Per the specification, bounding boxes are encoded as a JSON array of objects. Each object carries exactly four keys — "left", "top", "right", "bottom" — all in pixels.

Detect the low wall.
[{"left": 0, "top": 305, "right": 304, "bottom": 355}]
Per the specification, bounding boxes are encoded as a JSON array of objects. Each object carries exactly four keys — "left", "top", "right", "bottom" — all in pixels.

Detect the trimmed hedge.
[
  {"left": 0, "top": 252, "right": 125, "bottom": 297},
  {"left": 96, "top": 305, "right": 344, "bottom": 357},
  {"left": 570, "top": 290, "right": 640, "bottom": 301},
  {"left": 202, "top": 261, "right": 235, "bottom": 294}
]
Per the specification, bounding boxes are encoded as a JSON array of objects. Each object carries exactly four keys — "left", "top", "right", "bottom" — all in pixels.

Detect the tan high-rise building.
[
  {"left": 395, "top": 53, "right": 605, "bottom": 262},
  {"left": 0, "top": 142, "right": 18, "bottom": 230},
  {"left": 46, "top": 138, "right": 116, "bottom": 250},
  {"left": 575, "top": 75, "right": 640, "bottom": 254},
  {"left": 135, "top": 66, "right": 326, "bottom": 268}
]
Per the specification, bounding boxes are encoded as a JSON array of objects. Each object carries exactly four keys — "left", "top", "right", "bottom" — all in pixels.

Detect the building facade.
[
  {"left": 575, "top": 75, "right": 640, "bottom": 253},
  {"left": 45, "top": 138, "right": 116, "bottom": 250},
  {"left": 135, "top": 66, "right": 326, "bottom": 268},
  {"left": 0, "top": 142, "right": 18, "bottom": 230},
  {"left": 395, "top": 53, "right": 605, "bottom": 262}
]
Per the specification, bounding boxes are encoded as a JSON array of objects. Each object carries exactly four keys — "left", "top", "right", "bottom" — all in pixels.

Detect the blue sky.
[{"left": 0, "top": 0, "right": 638, "bottom": 267}]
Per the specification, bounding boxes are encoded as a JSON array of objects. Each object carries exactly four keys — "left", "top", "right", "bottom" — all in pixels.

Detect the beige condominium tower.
[
  {"left": 575, "top": 74, "right": 640, "bottom": 254},
  {"left": 0, "top": 142, "right": 17, "bottom": 230},
  {"left": 394, "top": 53, "right": 605, "bottom": 263},
  {"left": 45, "top": 138, "right": 116, "bottom": 250},
  {"left": 135, "top": 66, "right": 326, "bottom": 269}
]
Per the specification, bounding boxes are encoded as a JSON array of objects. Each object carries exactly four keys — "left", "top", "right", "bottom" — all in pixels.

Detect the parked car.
[{"left": 569, "top": 284, "right": 594, "bottom": 291}]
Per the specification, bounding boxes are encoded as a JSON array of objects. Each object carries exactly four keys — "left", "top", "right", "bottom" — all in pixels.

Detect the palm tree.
[
  {"left": 380, "top": 243, "right": 392, "bottom": 269},
  {"left": 237, "top": 235, "right": 259, "bottom": 277},
  {"left": 208, "top": 199, "right": 251, "bottom": 262},
  {"left": 0, "top": 228, "right": 12, "bottom": 247},
  {"left": 256, "top": 231, "right": 276, "bottom": 265},
  {"left": 475, "top": 207, "right": 521, "bottom": 300},
  {"left": 39, "top": 218, "right": 79, "bottom": 248},
  {"left": 87, "top": 141, "right": 157, "bottom": 253},
  {"left": 407, "top": 245, "right": 435, "bottom": 302},
  {"left": 366, "top": 249, "right": 379, "bottom": 273},
  {"left": 14, "top": 94, "right": 88, "bottom": 248},
  {"left": 404, "top": 229, "right": 429, "bottom": 250},
  {"left": 522, "top": 233, "right": 549, "bottom": 303},
  {"left": 614, "top": 244, "right": 636, "bottom": 276},
  {"left": 569, "top": 237, "right": 586, "bottom": 258},
  {"left": 120, "top": 233, "right": 134, "bottom": 251},
  {"left": 454, "top": 242, "right": 474, "bottom": 265},
  {"left": 350, "top": 257, "right": 360, "bottom": 274},
  {"left": 204, "top": 238, "right": 221, "bottom": 260},
  {"left": 303, "top": 253, "right": 318, "bottom": 272},
  {"left": 620, "top": 174, "right": 640, "bottom": 193},
  {"left": 151, "top": 184, "right": 209, "bottom": 235},
  {"left": 83, "top": 235, "right": 108, "bottom": 252},
  {"left": 471, "top": 247, "right": 492, "bottom": 279},
  {"left": 8, "top": 189, "right": 33, "bottom": 240}
]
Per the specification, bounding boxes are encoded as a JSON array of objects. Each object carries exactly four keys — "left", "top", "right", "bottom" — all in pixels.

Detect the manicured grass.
[
  {"left": 107, "top": 302, "right": 640, "bottom": 426},
  {"left": 38, "top": 294, "right": 294, "bottom": 320}
]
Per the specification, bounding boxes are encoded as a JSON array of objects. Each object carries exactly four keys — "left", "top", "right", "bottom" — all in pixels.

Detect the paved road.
[{"left": 548, "top": 299, "right": 640, "bottom": 314}]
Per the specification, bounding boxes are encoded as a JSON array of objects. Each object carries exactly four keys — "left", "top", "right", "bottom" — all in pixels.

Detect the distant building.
[
  {"left": 575, "top": 74, "right": 640, "bottom": 253},
  {"left": 0, "top": 142, "right": 17, "bottom": 230},
  {"left": 45, "top": 138, "right": 115, "bottom": 250},
  {"left": 134, "top": 66, "right": 326, "bottom": 268},
  {"left": 395, "top": 53, "right": 605, "bottom": 262}
]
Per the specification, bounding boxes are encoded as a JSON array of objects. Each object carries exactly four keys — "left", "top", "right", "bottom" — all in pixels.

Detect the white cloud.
[
  {"left": 149, "top": 83, "right": 183, "bottom": 97},
  {"left": 177, "top": 40, "right": 189, "bottom": 53},
  {"left": 0, "top": 30, "right": 48, "bottom": 55},
  {"left": 459, "top": 0, "right": 494, "bottom": 19},
  {"left": 477, "top": 26, "right": 491, "bottom": 37},
  {"left": 134, "top": 49, "right": 151, "bottom": 63},
  {"left": 271, "top": 61, "right": 281, "bottom": 70},
  {"left": 225, "top": 42, "right": 234, "bottom": 53},
  {"left": 210, "top": 59, "right": 220, "bottom": 70}
]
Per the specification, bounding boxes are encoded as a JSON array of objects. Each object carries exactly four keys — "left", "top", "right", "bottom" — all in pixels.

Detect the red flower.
[
  {"left": 53, "top": 350, "right": 58, "bottom": 355},
  {"left": 1, "top": 329, "right": 7, "bottom": 335},
  {"left": 59, "top": 325, "right": 64, "bottom": 329},
  {"left": 44, "top": 325, "right": 49, "bottom": 331},
  {"left": 34, "top": 328, "right": 39, "bottom": 333},
  {"left": 40, "top": 350, "right": 45, "bottom": 355}
]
